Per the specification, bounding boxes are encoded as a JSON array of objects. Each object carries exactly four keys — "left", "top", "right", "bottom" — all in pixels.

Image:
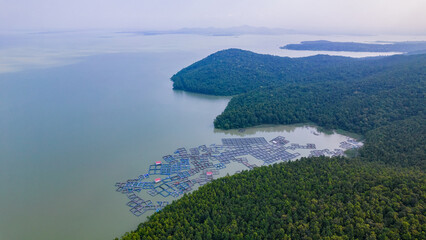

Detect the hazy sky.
[{"left": 1, "top": 0, "right": 425, "bottom": 34}]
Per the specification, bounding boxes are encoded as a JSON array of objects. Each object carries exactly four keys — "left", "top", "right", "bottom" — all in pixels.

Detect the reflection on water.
[{"left": 173, "top": 89, "right": 233, "bottom": 101}]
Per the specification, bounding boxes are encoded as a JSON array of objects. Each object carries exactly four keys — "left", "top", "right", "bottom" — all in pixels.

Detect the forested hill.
[
  {"left": 172, "top": 48, "right": 425, "bottom": 135},
  {"left": 281, "top": 40, "right": 426, "bottom": 53},
  {"left": 213, "top": 57, "right": 425, "bottom": 133},
  {"left": 171, "top": 48, "right": 426, "bottom": 95}
]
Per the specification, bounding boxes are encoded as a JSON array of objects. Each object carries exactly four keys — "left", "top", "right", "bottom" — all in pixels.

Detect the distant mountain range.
[{"left": 119, "top": 25, "right": 298, "bottom": 36}]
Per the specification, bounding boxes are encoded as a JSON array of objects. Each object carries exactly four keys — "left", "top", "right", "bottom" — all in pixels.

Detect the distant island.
[{"left": 281, "top": 40, "right": 426, "bottom": 53}]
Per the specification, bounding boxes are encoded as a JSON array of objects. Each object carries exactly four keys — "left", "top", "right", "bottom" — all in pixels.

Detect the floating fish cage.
[{"left": 115, "top": 135, "right": 359, "bottom": 217}]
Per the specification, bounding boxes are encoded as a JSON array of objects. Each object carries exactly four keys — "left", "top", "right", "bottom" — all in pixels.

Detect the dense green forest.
[
  {"left": 118, "top": 50, "right": 425, "bottom": 239},
  {"left": 281, "top": 40, "right": 426, "bottom": 53},
  {"left": 119, "top": 158, "right": 425, "bottom": 240},
  {"left": 213, "top": 58, "right": 425, "bottom": 134},
  {"left": 359, "top": 115, "right": 426, "bottom": 169},
  {"left": 171, "top": 49, "right": 425, "bottom": 95}
]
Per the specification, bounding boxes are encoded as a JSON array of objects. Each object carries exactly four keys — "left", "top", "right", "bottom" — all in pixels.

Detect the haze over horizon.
[{"left": 1, "top": 0, "right": 426, "bottom": 35}]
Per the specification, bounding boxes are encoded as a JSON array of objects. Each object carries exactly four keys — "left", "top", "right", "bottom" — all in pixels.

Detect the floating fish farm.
[{"left": 115, "top": 136, "right": 361, "bottom": 216}]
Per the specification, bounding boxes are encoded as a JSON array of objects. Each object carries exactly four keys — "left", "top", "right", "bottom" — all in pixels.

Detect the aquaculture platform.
[{"left": 115, "top": 135, "right": 361, "bottom": 216}]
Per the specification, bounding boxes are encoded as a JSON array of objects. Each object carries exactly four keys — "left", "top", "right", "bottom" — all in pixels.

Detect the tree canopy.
[{"left": 119, "top": 158, "right": 425, "bottom": 240}]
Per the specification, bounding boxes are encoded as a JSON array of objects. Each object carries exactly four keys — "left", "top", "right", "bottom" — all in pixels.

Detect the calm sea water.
[{"left": 1, "top": 32, "right": 424, "bottom": 240}]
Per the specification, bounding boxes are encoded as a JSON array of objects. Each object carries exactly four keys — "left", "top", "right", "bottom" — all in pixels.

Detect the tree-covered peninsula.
[{"left": 118, "top": 49, "right": 425, "bottom": 239}]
